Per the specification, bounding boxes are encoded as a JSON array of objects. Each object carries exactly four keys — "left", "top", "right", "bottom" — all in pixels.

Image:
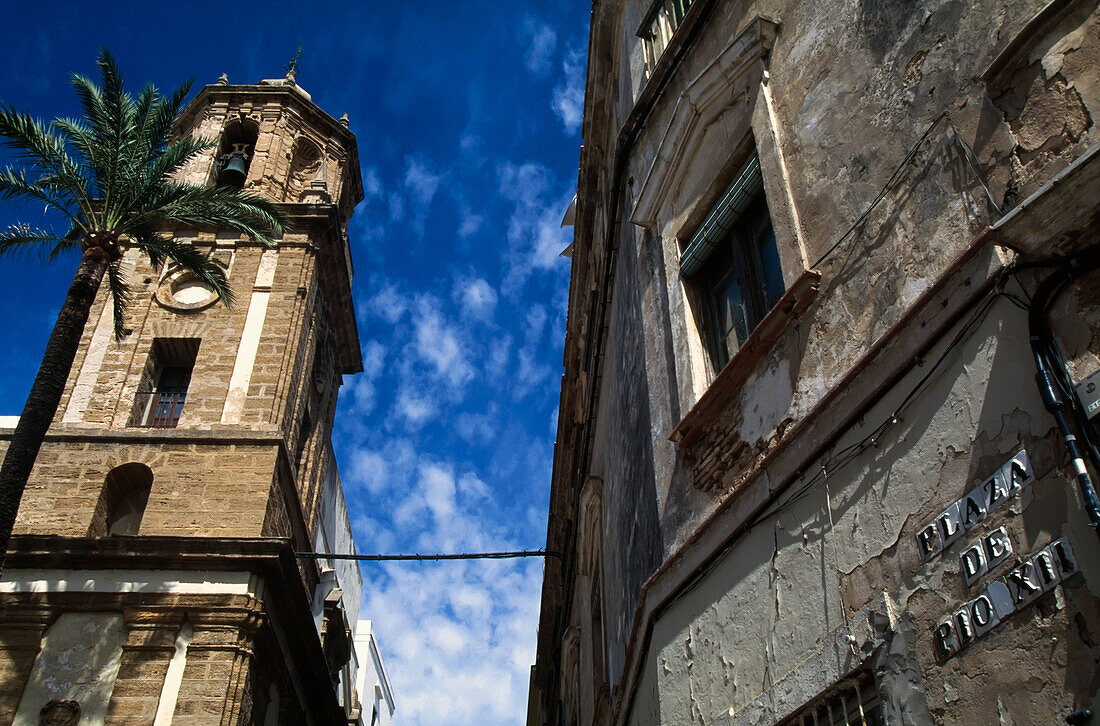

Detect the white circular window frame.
[{"left": 155, "top": 268, "right": 221, "bottom": 312}]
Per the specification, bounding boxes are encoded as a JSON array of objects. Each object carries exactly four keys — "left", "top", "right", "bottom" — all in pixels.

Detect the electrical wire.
[
  {"left": 751, "top": 284, "right": 1001, "bottom": 528},
  {"left": 811, "top": 110, "right": 1008, "bottom": 271},
  {"left": 1026, "top": 249, "right": 1100, "bottom": 538},
  {"left": 810, "top": 112, "right": 948, "bottom": 269},
  {"left": 295, "top": 549, "right": 560, "bottom": 562},
  {"left": 947, "top": 117, "right": 1003, "bottom": 217}
]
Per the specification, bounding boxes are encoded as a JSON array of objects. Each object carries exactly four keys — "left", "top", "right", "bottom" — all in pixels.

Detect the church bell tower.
[{"left": 0, "top": 69, "right": 368, "bottom": 724}]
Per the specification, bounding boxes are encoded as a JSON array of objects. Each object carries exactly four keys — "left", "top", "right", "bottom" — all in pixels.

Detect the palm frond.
[
  {"left": 0, "top": 224, "right": 72, "bottom": 260},
  {"left": 141, "top": 78, "right": 194, "bottom": 163},
  {"left": 136, "top": 232, "right": 236, "bottom": 309},
  {"left": 2, "top": 47, "right": 286, "bottom": 304},
  {"left": 46, "top": 226, "right": 81, "bottom": 262},
  {"left": 0, "top": 168, "right": 83, "bottom": 228},
  {"left": 51, "top": 118, "right": 106, "bottom": 202},
  {"left": 0, "top": 108, "right": 95, "bottom": 221},
  {"left": 104, "top": 256, "right": 133, "bottom": 338},
  {"left": 125, "top": 184, "right": 287, "bottom": 246}
]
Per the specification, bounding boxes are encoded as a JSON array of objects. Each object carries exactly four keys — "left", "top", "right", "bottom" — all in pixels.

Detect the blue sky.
[{"left": 0, "top": 2, "right": 588, "bottom": 722}]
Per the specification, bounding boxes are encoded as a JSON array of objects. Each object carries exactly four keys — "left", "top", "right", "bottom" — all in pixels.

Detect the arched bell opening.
[{"left": 215, "top": 117, "right": 259, "bottom": 189}]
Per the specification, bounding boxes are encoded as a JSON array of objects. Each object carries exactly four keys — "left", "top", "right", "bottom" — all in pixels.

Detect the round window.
[{"left": 156, "top": 270, "right": 220, "bottom": 311}]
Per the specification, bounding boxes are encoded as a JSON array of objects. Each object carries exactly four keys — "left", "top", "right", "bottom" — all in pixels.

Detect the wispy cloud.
[
  {"left": 521, "top": 16, "right": 558, "bottom": 76},
  {"left": 366, "top": 281, "right": 409, "bottom": 324},
  {"left": 551, "top": 47, "right": 585, "bottom": 135},
  {"left": 354, "top": 445, "right": 544, "bottom": 724},
  {"left": 395, "top": 384, "right": 438, "bottom": 429},
  {"left": 362, "top": 558, "right": 542, "bottom": 725},
  {"left": 458, "top": 206, "right": 484, "bottom": 238},
  {"left": 498, "top": 161, "right": 573, "bottom": 294},
  {"left": 363, "top": 166, "right": 384, "bottom": 198},
  {"left": 343, "top": 339, "right": 387, "bottom": 415},
  {"left": 412, "top": 295, "right": 476, "bottom": 390},
  {"left": 453, "top": 275, "right": 498, "bottom": 322},
  {"left": 395, "top": 155, "right": 442, "bottom": 234},
  {"left": 405, "top": 156, "right": 441, "bottom": 207}
]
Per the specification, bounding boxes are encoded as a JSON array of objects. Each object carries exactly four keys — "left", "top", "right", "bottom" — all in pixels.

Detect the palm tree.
[{"left": 0, "top": 50, "right": 287, "bottom": 574}]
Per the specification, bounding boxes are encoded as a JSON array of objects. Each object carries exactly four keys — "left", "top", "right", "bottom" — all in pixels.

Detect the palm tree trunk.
[{"left": 0, "top": 248, "right": 109, "bottom": 576}]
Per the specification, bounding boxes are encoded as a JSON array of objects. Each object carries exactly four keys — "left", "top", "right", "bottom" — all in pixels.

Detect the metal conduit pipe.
[{"left": 1027, "top": 248, "right": 1100, "bottom": 542}]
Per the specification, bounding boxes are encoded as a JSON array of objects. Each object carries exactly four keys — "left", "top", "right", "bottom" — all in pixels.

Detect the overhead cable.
[{"left": 295, "top": 549, "right": 561, "bottom": 562}]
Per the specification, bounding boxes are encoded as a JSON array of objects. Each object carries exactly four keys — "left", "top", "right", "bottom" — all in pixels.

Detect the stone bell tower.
[{"left": 0, "top": 69, "right": 369, "bottom": 724}]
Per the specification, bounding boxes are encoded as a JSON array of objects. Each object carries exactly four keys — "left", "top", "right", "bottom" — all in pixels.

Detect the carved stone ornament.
[{"left": 39, "top": 700, "right": 80, "bottom": 726}]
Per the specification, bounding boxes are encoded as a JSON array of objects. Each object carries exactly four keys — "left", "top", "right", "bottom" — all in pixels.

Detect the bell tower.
[{"left": 0, "top": 70, "right": 369, "bottom": 724}]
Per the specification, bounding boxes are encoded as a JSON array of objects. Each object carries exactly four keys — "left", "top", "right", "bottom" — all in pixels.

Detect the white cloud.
[
  {"left": 362, "top": 339, "right": 386, "bottom": 378},
  {"left": 346, "top": 435, "right": 552, "bottom": 726},
  {"left": 460, "top": 133, "right": 481, "bottom": 155},
  {"left": 420, "top": 462, "right": 457, "bottom": 519},
  {"left": 458, "top": 207, "right": 484, "bottom": 238},
  {"left": 514, "top": 346, "right": 551, "bottom": 401},
  {"left": 341, "top": 339, "right": 387, "bottom": 416},
  {"left": 525, "top": 304, "right": 548, "bottom": 345},
  {"left": 343, "top": 373, "right": 379, "bottom": 416},
  {"left": 401, "top": 155, "right": 442, "bottom": 235},
  {"left": 405, "top": 157, "right": 441, "bottom": 208},
  {"left": 349, "top": 448, "right": 389, "bottom": 494},
  {"left": 521, "top": 16, "right": 557, "bottom": 76},
  {"left": 457, "top": 471, "right": 491, "bottom": 501},
  {"left": 367, "top": 282, "right": 409, "bottom": 324},
  {"left": 453, "top": 276, "right": 498, "bottom": 322},
  {"left": 363, "top": 165, "right": 384, "bottom": 198},
  {"left": 395, "top": 385, "right": 437, "bottom": 429},
  {"left": 352, "top": 515, "right": 395, "bottom": 552},
  {"left": 361, "top": 558, "right": 542, "bottom": 726},
  {"left": 498, "top": 162, "right": 573, "bottom": 293},
  {"left": 388, "top": 192, "right": 405, "bottom": 222},
  {"left": 412, "top": 295, "right": 475, "bottom": 389},
  {"left": 551, "top": 48, "right": 585, "bottom": 135},
  {"left": 486, "top": 335, "right": 511, "bottom": 378},
  {"left": 455, "top": 410, "right": 497, "bottom": 445}
]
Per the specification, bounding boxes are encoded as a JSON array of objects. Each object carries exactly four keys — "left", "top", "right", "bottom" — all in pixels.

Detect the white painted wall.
[
  {"left": 355, "top": 620, "right": 396, "bottom": 726},
  {"left": 13, "top": 612, "right": 126, "bottom": 725}
]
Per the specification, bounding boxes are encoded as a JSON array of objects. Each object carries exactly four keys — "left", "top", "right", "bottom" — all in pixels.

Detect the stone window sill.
[{"left": 670, "top": 269, "right": 821, "bottom": 449}]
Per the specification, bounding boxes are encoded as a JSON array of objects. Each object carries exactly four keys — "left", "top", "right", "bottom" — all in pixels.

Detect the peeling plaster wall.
[
  {"left": 627, "top": 0, "right": 1044, "bottom": 553},
  {"left": 537, "top": 0, "right": 1100, "bottom": 724},
  {"left": 644, "top": 298, "right": 1100, "bottom": 725}
]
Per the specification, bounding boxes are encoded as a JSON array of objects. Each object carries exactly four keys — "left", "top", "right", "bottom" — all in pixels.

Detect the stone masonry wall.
[{"left": 13, "top": 439, "right": 278, "bottom": 538}]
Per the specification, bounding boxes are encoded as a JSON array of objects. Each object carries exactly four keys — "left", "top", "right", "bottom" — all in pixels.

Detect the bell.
[{"left": 218, "top": 154, "right": 249, "bottom": 188}]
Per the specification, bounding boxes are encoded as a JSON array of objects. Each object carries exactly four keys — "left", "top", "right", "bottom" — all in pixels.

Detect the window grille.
[
  {"left": 639, "top": 0, "right": 696, "bottom": 75},
  {"left": 130, "top": 338, "right": 199, "bottom": 429},
  {"left": 779, "top": 672, "right": 884, "bottom": 726}
]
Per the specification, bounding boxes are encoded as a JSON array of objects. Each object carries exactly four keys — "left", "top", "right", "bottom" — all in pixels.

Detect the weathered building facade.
[
  {"left": 531, "top": 0, "right": 1100, "bottom": 724},
  {"left": 0, "top": 71, "right": 372, "bottom": 724}
]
